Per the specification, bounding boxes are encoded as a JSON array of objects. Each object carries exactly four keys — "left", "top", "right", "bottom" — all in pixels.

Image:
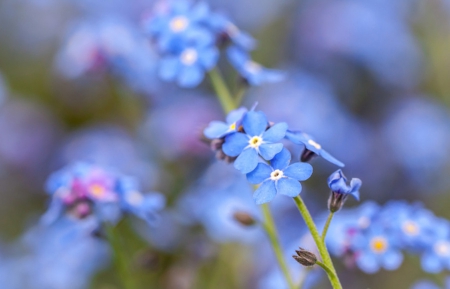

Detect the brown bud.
[
  {"left": 293, "top": 247, "right": 317, "bottom": 267},
  {"left": 328, "top": 191, "right": 349, "bottom": 213},
  {"left": 301, "top": 149, "right": 317, "bottom": 163},
  {"left": 233, "top": 211, "right": 256, "bottom": 226}
]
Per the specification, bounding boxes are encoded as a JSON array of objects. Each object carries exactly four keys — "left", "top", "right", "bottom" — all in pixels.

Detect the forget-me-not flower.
[
  {"left": 421, "top": 219, "right": 450, "bottom": 273},
  {"left": 222, "top": 111, "right": 288, "bottom": 174},
  {"left": 247, "top": 148, "right": 313, "bottom": 204},
  {"left": 327, "top": 169, "right": 361, "bottom": 212},
  {"left": 203, "top": 107, "right": 248, "bottom": 139}
]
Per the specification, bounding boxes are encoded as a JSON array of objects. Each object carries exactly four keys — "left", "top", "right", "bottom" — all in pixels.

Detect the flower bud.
[
  {"left": 233, "top": 211, "right": 256, "bottom": 226},
  {"left": 327, "top": 169, "right": 362, "bottom": 213},
  {"left": 293, "top": 247, "right": 317, "bottom": 267},
  {"left": 301, "top": 148, "right": 317, "bottom": 162}
]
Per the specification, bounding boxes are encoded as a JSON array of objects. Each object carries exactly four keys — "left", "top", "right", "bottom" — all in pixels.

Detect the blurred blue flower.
[
  {"left": 328, "top": 169, "right": 361, "bottom": 201},
  {"left": 421, "top": 219, "right": 450, "bottom": 273},
  {"left": 204, "top": 107, "right": 247, "bottom": 139},
  {"left": 227, "top": 46, "right": 284, "bottom": 86},
  {"left": 285, "top": 130, "right": 344, "bottom": 167},
  {"left": 411, "top": 277, "right": 450, "bottom": 289},
  {"left": 207, "top": 14, "right": 256, "bottom": 50},
  {"left": 247, "top": 148, "right": 312, "bottom": 204},
  {"left": 222, "top": 111, "right": 287, "bottom": 173}
]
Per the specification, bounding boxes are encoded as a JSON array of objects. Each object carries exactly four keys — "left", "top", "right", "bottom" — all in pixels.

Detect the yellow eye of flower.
[
  {"left": 89, "top": 184, "right": 106, "bottom": 198},
  {"left": 180, "top": 49, "right": 198, "bottom": 65},
  {"left": 249, "top": 136, "right": 263, "bottom": 148},
  {"left": 229, "top": 122, "right": 236, "bottom": 130},
  {"left": 169, "top": 16, "right": 189, "bottom": 32},
  {"left": 370, "top": 236, "right": 388, "bottom": 254},
  {"left": 402, "top": 221, "right": 419, "bottom": 236},
  {"left": 270, "top": 169, "right": 284, "bottom": 181}
]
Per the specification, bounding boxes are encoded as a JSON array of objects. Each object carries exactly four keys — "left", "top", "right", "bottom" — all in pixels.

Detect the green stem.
[
  {"left": 208, "top": 68, "right": 236, "bottom": 114},
  {"left": 234, "top": 85, "right": 247, "bottom": 107},
  {"left": 105, "top": 225, "right": 137, "bottom": 289},
  {"left": 321, "top": 212, "right": 334, "bottom": 243},
  {"left": 293, "top": 196, "right": 342, "bottom": 289},
  {"left": 316, "top": 261, "right": 338, "bottom": 280},
  {"left": 261, "top": 203, "right": 296, "bottom": 289}
]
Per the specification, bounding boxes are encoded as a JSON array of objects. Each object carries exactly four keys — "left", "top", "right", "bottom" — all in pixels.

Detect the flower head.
[
  {"left": 246, "top": 148, "right": 312, "bottom": 204},
  {"left": 222, "top": 111, "right": 288, "bottom": 174},
  {"left": 203, "top": 107, "right": 247, "bottom": 139},
  {"left": 327, "top": 169, "right": 361, "bottom": 212}
]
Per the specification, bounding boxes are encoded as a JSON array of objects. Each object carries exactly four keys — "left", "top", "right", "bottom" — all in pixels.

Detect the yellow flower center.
[
  {"left": 249, "top": 136, "right": 263, "bottom": 148},
  {"left": 402, "top": 221, "right": 419, "bottom": 236},
  {"left": 308, "top": 139, "right": 321, "bottom": 150},
  {"left": 270, "top": 169, "right": 284, "bottom": 181},
  {"left": 434, "top": 241, "right": 450, "bottom": 256},
  {"left": 126, "top": 191, "right": 144, "bottom": 206},
  {"left": 180, "top": 48, "right": 198, "bottom": 65},
  {"left": 169, "top": 16, "right": 189, "bottom": 32},
  {"left": 89, "top": 184, "right": 106, "bottom": 198},
  {"left": 370, "top": 236, "right": 388, "bottom": 254},
  {"left": 229, "top": 122, "right": 236, "bottom": 131}
]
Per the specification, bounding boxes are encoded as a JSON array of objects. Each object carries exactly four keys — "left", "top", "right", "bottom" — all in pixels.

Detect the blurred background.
[{"left": 0, "top": 0, "right": 449, "bottom": 288}]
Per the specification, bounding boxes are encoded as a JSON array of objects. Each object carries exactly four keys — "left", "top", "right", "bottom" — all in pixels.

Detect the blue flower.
[
  {"left": 222, "top": 111, "right": 288, "bottom": 174},
  {"left": 203, "top": 107, "right": 248, "bottom": 139},
  {"left": 285, "top": 130, "right": 344, "bottom": 167},
  {"left": 227, "top": 46, "right": 284, "bottom": 86},
  {"left": 247, "top": 148, "right": 312, "bottom": 204},
  {"left": 328, "top": 169, "right": 361, "bottom": 201},
  {"left": 158, "top": 29, "right": 219, "bottom": 87},
  {"left": 207, "top": 14, "right": 256, "bottom": 50},
  {"left": 351, "top": 223, "right": 403, "bottom": 273},
  {"left": 421, "top": 219, "right": 450, "bottom": 273}
]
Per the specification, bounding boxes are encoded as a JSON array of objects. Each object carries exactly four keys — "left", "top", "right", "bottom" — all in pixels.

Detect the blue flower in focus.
[
  {"left": 285, "top": 130, "right": 344, "bottom": 167},
  {"left": 247, "top": 148, "right": 312, "bottom": 204},
  {"left": 351, "top": 224, "right": 403, "bottom": 273},
  {"left": 328, "top": 169, "right": 361, "bottom": 201},
  {"left": 222, "top": 111, "right": 288, "bottom": 174},
  {"left": 421, "top": 219, "right": 450, "bottom": 273},
  {"left": 158, "top": 29, "right": 219, "bottom": 87},
  {"left": 203, "top": 107, "right": 247, "bottom": 139},
  {"left": 227, "top": 46, "right": 284, "bottom": 86}
]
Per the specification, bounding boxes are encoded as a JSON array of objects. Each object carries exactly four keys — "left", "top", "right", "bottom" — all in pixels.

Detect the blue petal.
[
  {"left": 262, "top": 122, "right": 288, "bottom": 142},
  {"left": 234, "top": 148, "right": 259, "bottom": 174},
  {"left": 226, "top": 46, "right": 249, "bottom": 68},
  {"left": 283, "top": 163, "right": 313, "bottom": 181},
  {"left": 259, "top": 143, "right": 283, "bottom": 161},
  {"left": 270, "top": 148, "right": 291, "bottom": 170},
  {"left": 421, "top": 252, "right": 443, "bottom": 273},
  {"left": 40, "top": 198, "right": 64, "bottom": 225},
  {"left": 253, "top": 180, "right": 277, "bottom": 204},
  {"left": 204, "top": 121, "right": 229, "bottom": 139},
  {"left": 381, "top": 250, "right": 403, "bottom": 271},
  {"left": 319, "top": 149, "right": 345, "bottom": 167},
  {"left": 246, "top": 163, "right": 272, "bottom": 184},
  {"left": 178, "top": 64, "right": 204, "bottom": 88},
  {"left": 158, "top": 57, "right": 179, "bottom": 81},
  {"left": 356, "top": 252, "right": 380, "bottom": 274},
  {"left": 276, "top": 178, "right": 302, "bottom": 197},
  {"left": 190, "top": 1, "right": 210, "bottom": 22},
  {"left": 226, "top": 107, "right": 247, "bottom": 125},
  {"left": 350, "top": 178, "right": 362, "bottom": 193},
  {"left": 199, "top": 46, "right": 219, "bottom": 70},
  {"left": 223, "top": 132, "right": 248, "bottom": 157},
  {"left": 232, "top": 31, "right": 257, "bottom": 51},
  {"left": 242, "top": 111, "right": 267, "bottom": 136}
]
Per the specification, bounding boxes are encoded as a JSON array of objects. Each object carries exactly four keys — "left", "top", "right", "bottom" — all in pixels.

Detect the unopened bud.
[
  {"left": 233, "top": 211, "right": 256, "bottom": 226},
  {"left": 210, "top": 138, "right": 224, "bottom": 151},
  {"left": 328, "top": 191, "right": 348, "bottom": 213},
  {"left": 301, "top": 148, "right": 317, "bottom": 163},
  {"left": 293, "top": 247, "right": 317, "bottom": 267}
]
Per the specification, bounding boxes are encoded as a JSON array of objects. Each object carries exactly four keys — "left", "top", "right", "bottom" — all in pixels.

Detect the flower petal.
[
  {"left": 178, "top": 64, "right": 204, "bottom": 88},
  {"left": 270, "top": 148, "right": 291, "bottom": 170},
  {"left": 199, "top": 46, "right": 219, "bottom": 70},
  {"left": 283, "top": 163, "right": 313, "bottom": 181},
  {"left": 381, "top": 250, "right": 403, "bottom": 271},
  {"left": 253, "top": 180, "right": 277, "bottom": 204},
  {"left": 226, "top": 107, "right": 247, "bottom": 125},
  {"left": 319, "top": 149, "right": 345, "bottom": 167},
  {"left": 356, "top": 252, "right": 380, "bottom": 274},
  {"left": 276, "top": 178, "right": 302, "bottom": 197},
  {"left": 222, "top": 132, "right": 248, "bottom": 157},
  {"left": 421, "top": 252, "right": 443, "bottom": 273},
  {"left": 262, "top": 122, "right": 288, "bottom": 142},
  {"left": 242, "top": 111, "right": 268, "bottom": 136},
  {"left": 259, "top": 143, "right": 283, "bottom": 161},
  {"left": 234, "top": 148, "right": 258, "bottom": 174},
  {"left": 246, "top": 163, "right": 272, "bottom": 184},
  {"left": 158, "top": 57, "right": 179, "bottom": 81},
  {"left": 204, "top": 121, "right": 229, "bottom": 139}
]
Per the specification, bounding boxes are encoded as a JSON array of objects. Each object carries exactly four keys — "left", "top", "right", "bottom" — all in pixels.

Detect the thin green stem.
[
  {"left": 316, "top": 261, "right": 338, "bottom": 280},
  {"left": 105, "top": 225, "right": 137, "bottom": 289},
  {"left": 293, "top": 196, "right": 342, "bottom": 289},
  {"left": 234, "top": 85, "right": 247, "bottom": 107},
  {"left": 321, "top": 212, "right": 334, "bottom": 243},
  {"left": 208, "top": 68, "right": 236, "bottom": 114},
  {"left": 261, "top": 203, "right": 296, "bottom": 289}
]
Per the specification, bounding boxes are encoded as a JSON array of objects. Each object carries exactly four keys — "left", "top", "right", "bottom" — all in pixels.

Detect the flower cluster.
[
  {"left": 327, "top": 200, "right": 449, "bottom": 274},
  {"left": 42, "top": 162, "right": 165, "bottom": 226},
  {"left": 203, "top": 107, "right": 344, "bottom": 204},
  {"left": 144, "top": 0, "right": 283, "bottom": 87}
]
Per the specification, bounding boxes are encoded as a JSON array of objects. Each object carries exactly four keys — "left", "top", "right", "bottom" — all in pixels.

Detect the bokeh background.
[{"left": 0, "top": 0, "right": 449, "bottom": 288}]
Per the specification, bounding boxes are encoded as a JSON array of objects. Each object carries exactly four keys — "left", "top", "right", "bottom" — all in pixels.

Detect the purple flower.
[
  {"left": 247, "top": 148, "right": 312, "bottom": 204},
  {"left": 222, "top": 111, "right": 288, "bottom": 174}
]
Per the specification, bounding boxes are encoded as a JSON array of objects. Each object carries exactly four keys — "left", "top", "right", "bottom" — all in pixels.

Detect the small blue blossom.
[
  {"left": 328, "top": 169, "right": 361, "bottom": 201},
  {"left": 203, "top": 107, "right": 248, "bottom": 139},
  {"left": 285, "top": 130, "right": 344, "bottom": 167},
  {"left": 421, "top": 219, "right": 450, "bottom": 273},
  {"left": 222, "top": 111, "right": 288, "bottom": 174},
  {"left": 227, "top": 46, "right": 284, "bottom": 86},
  {"left": 247, "top": 148, "right": 313, "bottom": 204}
]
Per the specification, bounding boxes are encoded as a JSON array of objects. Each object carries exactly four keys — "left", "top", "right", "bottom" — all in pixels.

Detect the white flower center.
[
  {"left": 180, "top": 48, "right": 198, "bottom": 65},
  {"left": 370, "top": 236, "right": 388, "bottom": 254},
  {"left": 358, "top": 216, "right": 371, "bottom": 229},
  {"left": 434, "top": 241, "right": 450, "bottom": 256},
  {"left": 169, "top": 16, "right": 189, "bottom": 32},
  {"left": 226, "top": 23, "right": 239, "bottom": 36},
  {"left": 244, "top": 61, "right": 262, "bottom": 74},
  {"left": 402, "top": 221, "right": 419, "bottom": 236},
  {"left": 248, "top": 136, "right": 263, "bottom": 148},
  {"left": 126, "top": 191, "right": 144, "bottom": 206},
  {"left": 308, "top": 139, "right": 321, "bottom": 150},
  {"left": 270, "top": 169, "right": 284, "bottom": 181}
]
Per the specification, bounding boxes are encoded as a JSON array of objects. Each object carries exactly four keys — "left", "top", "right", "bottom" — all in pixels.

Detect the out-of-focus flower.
[
  {"left": 42, "top": 162, "right": 165, "bottom": 226},
  {"left": 410, "top": 277, "right": 450, "bottom": 289},
  {"left": 247, "top": 148, "right": 312, "bottom": 204},
  {"left": 421, "top": 219, "right": 450, "bottom": 273},
  {"left": 222, "top": 111, "right": 287, "bottom": 173}
]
